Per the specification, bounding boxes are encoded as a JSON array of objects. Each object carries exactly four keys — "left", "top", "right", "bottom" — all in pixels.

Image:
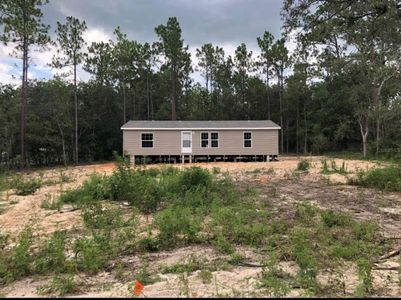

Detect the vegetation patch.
[
  {"left": 349, "top": 165, "right": 401, "bottom": 192},
  {"left": 321, "top": 159, "right": 348, "bottom": 175},
  {"left": 10, "top": 175, "right": 42, "bottom": 196},
  {"left": 297, "top": 159, "right": 311, "bottom": 172}
]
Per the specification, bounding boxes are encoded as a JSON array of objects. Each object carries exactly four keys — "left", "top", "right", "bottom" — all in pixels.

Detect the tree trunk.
[
  {"left": 359, "top": 119, "right": 369, "bottom": 158},
  {"left": 74, "top": 62, "right": 78, "bottom": 165},
  {"left": 122, "top": 83, "right": 127, "bottom": 124},
  {"left": 303, "top": 102, "right": 308, "bottom": 154},
  {"left": 266, "top": 67, "right": 270, "bottom": 120},
  {"left": 279, "top": 70, "right": 284, "bottom": 154},
  {"left": 286, "top": 118, "right": 289, "bottom": 154},
  {"left": 146, "top": 74, "right": 150, "bottom": 120},
  {"left": 57, "top": 122, "right": 67, "bottom": 166},
  {"left": 21, "top": 39, "right": 28, "bottom": 168},
  {"left": 296, "top": 97, "right": 300, "bottom": 154},
  {"left": 171, "top": 69, "right": 177, "bottom": 120}
]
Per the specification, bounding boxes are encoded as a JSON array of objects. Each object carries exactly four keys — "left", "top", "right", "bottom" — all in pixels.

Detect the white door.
[{"left": 181, "top": 131, "right": 192, "bottom": 153}]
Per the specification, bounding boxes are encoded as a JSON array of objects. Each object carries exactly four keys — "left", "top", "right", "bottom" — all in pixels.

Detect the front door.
[{"left": 181, "top": 131, "right": 192, "bottom": 153}]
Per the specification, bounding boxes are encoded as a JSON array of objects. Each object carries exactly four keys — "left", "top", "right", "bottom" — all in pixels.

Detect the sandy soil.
[{"left": 1, "top": 156, "right": 401, "bottom": 297}]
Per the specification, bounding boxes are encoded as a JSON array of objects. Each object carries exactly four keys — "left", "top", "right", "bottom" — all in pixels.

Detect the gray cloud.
[
  {"left": 1, "top": 0, "right": 284, "bottom": 85},
  {"left": 43, "top": 0, "right": 283, "bottom": 49}
]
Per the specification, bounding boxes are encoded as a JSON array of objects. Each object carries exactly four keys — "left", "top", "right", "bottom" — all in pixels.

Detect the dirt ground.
[{"left": 1, "top": 156, "right": 400, "bottom": 297}]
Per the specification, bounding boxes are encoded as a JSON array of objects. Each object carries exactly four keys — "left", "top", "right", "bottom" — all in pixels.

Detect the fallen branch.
[
  {"left": 378, "top": 246, "right": 401, "bottom": 261},
  {"left": 373, "top": 265, "right": 399, "bottom": 271},
  {"left": 236, "top": 261, "right": 267, "bottom": 268}
]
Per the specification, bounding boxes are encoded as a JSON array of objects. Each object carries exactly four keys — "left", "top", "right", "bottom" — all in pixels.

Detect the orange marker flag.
[{"left": 132, "top": 281, "right": 144, "bottom": 296}]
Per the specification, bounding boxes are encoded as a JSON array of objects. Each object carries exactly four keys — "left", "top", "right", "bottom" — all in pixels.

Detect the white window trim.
[
  {"left": 210, "top": 131, "right": 220, "bottom": 148},
  {"left": 140, "top": 132, "right": 154, "bottom": 148},
  {"left": 199, "top": 131, "right": 220, "bottom": 148},
  {"left": 243, "top": 131, "right": 253, "bottom": 149},
  {"left": 200, "top": 132, "right": 209, "bottom": 148}
]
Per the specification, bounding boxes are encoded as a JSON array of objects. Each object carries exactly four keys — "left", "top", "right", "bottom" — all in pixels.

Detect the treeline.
[{"left": 1, "top": 0, "right": 401, "bottom": 168}]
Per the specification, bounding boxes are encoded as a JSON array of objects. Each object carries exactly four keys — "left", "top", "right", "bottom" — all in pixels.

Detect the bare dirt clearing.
[{"left": 1, "top": 156, "right": 401, "bottom": 297}]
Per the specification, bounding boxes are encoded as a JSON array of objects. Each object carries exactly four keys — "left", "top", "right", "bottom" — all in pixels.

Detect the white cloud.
[
  {"left": 84, "top": 28, "right": 111, "bottom": 44},
  {"left": 0, "top": 62, "right": 19, "bottom": 85}
]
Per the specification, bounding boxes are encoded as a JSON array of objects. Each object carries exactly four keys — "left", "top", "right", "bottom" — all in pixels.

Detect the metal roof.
[{"left": 121, "top": 120, "right": 281, "bottom": 130}]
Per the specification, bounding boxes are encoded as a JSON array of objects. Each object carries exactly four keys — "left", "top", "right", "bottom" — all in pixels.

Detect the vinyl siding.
[{"left": 123, "top": 129, "right": 279, "bottom": 156}]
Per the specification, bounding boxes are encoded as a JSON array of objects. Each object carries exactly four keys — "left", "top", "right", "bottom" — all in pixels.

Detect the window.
[
  {"left": 201, "top": 132, "right": 209, "bottom": 148},
  {"left": 211, "top": 132, "right": 219, "bottom": 148},
  {"left": 141, "top": 133, "right": 153, "bottom": 148},
  {"left": 244, "top": 132, "right": 252, "bottom": 148}
]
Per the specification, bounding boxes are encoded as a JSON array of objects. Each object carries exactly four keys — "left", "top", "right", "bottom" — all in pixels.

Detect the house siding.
[{"left": 123, "top": 129, "right": 279, "bottom": 157}]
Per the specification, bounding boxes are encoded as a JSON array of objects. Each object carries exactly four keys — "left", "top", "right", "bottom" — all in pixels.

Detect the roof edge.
[{"left": 121, "top": 127, "right": 281, "bottom": 130}]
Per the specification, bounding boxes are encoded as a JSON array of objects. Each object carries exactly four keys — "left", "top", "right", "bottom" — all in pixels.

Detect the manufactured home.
[{"left": 121, "top": 120, "right": 280, "bottom": 164}]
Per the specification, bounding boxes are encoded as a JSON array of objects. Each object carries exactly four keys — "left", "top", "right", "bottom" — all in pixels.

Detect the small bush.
[
  {"left": 135, "top": 260, "right": 161, "bottom": 285},
  {"left": 108, "top": 165, "right": 161, "bottom": 213},
  {"left": 74, "top": 237, "right": 106, "bottom": 275},
  {"left": 37, "top": 275, "right": 79, "bottom": 296},
  {"left": 198, "top": 269, "right": 213, "bottom": 284},
  {"left": 41, "top": 194, "right": 63, "bottom": 211},
  {"left": 154, "top": 206, "right": 201, "bottom": 249},
  {"left": 355, "top": 258, "right": 373, "bottom": 296},
  {"left": 321, "top": 210, "right": 352, "bottom": 227},
  {"left": 10, "top": 175, "right": 41, "bottom": 195},
  {"left": 350, "top": 165, "right": 401, "bottom": 192},
  {"left": 35, "top": 231, "right": 71, "bottom": 274},
  {"left": 297, "top": 159, "right": 311, "bottom": 171},
  {"left": 136, "top": 236, "right": 159, "bottom": 253},
  {"left": 81, "top": 202, "right": 124, "bottom": 230},
  {"left": 1, "top": 227, "right": 34, "bottom": 283},
  {"left": 259, "top": 250, "right": 290, "bottom": 297},
  {"left": 295, "top": 203, "right": 317, "bottom": 225}
]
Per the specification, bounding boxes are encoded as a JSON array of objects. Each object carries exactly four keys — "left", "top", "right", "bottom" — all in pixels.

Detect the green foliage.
[
  {"left": 74, "top": 237, "right": 106, "bottom": 275},
  {"left": 198, "top": 269, "right": 213, "bottom": 284},
  {"left": 290, "top": 228, "right": 317, "bottom": 288},
  {"left": 209, "top": 201, "right": 270, "bottom": 248},
  {"left": 350, "top": 165, "right": 401, "bottom": 191},
  {"left": 321, "top": 159, "right": 348, "bottom": 175},
  {"left": 259, "top": 250, "right": 290, "bottom": 297},
  {"left": 135, "top": 260, "right": 161, "bottom": 285},
  {"left": 321, "top": 210, "right": 352, "bottom": 227},
  {"left": 0, "top": 227, "right": 34, "bottom": 284},
  {"left": 0, "top": 173, "right": 11, "bottom": 192},
  {"left": 154, "top": 206, "right": 201, "bottom": 249},
  {"left": 35, "top": 231, "right": 71, "bottom": 274},
  {"left": 37, "top": 275, "right": 79, "bottom": 296},
  {"left": 297, "top": 159, "right": 311, "bottom": 171},
  {"left": 355, "top": 258, "right": 373, "bottom": 296},
  {"left": 107, "top": 163, "right": 161, "bottom": 213},
  {"left": 295, "top": 203, "right": 317, "bottom": 225},
  {"left": 41, "top": 194, "right": 63, "bottom": 211},
  {"left": 81, "top": 202, "right": 124, "bottom": 230},
  {"left": 10, "top": 175, "right": 42, "bottom": 195}
]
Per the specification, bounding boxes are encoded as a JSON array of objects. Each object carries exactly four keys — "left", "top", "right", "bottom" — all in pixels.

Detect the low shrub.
[
  {"left": 321, "top": 210, "right": 352, "bottom": 227},
  {"left": 74, "top": 237, "right": 107, "bottom": 275},
  {"left": 41, "top": 194, "right": 63, "bottom": 211},
  {"left": 35, "top": 231, "right": 71, "bottom": 274},
  {"left": 154, "top": 206, "right": 202, "bottom": 249},
  {"left": 350, "top": 165, "right": 401, "bottom": 191},
  {"left": 81, "top": 202, "right": 124, "bottom": 230},
  {"left": 0, "top": 227, "right": 34, "bottom": 284},
  {"left": 37, "top": 275, "right": 79, "bottom": 296},
  {"left": 297, "top": 159, "right": 311, "bottom": 171},
  {"left": 108, "top": 165, "right": 161, "bottom": 213},
  {"left": 10, "top": 175, "right": 41, "bottom": 195}
]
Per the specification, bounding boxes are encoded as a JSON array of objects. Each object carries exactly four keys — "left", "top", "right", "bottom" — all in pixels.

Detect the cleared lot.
[{"left": 0, "top": 156, "right": 400, "bottom": 297}]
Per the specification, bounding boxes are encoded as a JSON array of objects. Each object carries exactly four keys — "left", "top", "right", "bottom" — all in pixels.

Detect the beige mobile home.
[{"left": 121, "top": 120, "right": 280, "bottom": 164}]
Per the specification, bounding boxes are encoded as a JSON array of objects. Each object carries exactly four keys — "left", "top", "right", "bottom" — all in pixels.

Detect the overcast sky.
[{"left": 0, "top": 0, "right": 286, "bottom": 85}]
